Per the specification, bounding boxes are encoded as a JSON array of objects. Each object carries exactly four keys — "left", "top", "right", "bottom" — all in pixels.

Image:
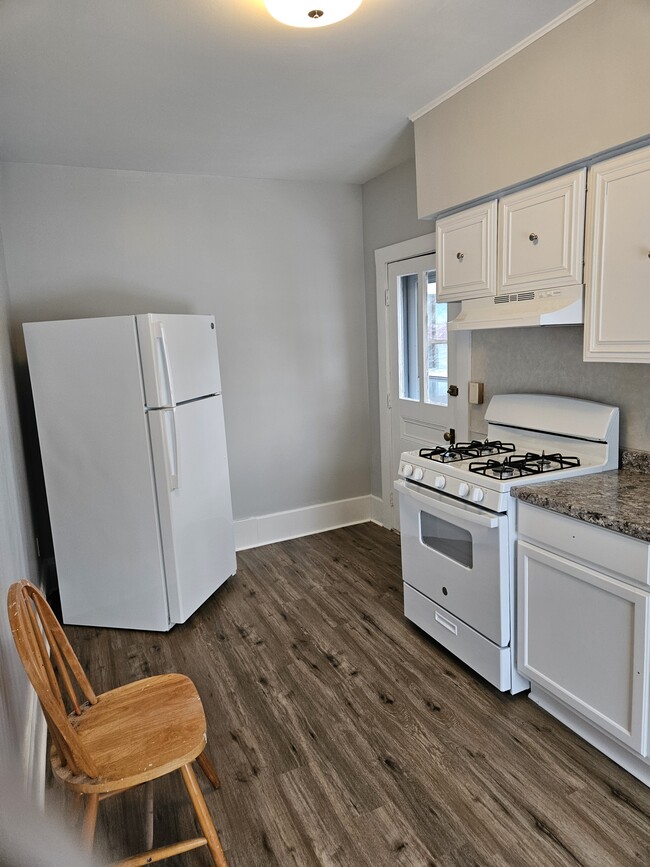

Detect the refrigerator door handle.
[
  {"left": 163, "top": 408, "right": 180, "bottom": 491},
  {"left": 153, "top": 321, "right": 176, "bottom": 408}
]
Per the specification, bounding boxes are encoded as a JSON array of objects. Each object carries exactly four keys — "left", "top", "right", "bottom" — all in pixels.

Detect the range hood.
[{"left": 448, "top": 285, "right": 583, "bottom": 331}]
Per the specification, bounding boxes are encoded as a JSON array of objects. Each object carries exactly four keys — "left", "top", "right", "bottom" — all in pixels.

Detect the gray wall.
[
  {"left": 414, "top": 0, "right": 650, "bottom": 217},
  {"left": 362, "top": 159, "right": 433, "bottom": 496},
  {"left": 0, "top": 162, "right": 370, "bottom": 521},
  {"left": 0, "top": 168, "right": 38, "bottom": 779}
]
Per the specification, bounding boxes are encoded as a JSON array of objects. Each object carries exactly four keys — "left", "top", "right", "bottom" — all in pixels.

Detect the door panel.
[
  {"left": 137, "top": 313, "right": 222, "bottom": 407},
  {"left": 518, "top": 541, "right": 649, "bottom": 754},
  {"left": 149, "top": 395, "right": 236, "bottom": 623}
]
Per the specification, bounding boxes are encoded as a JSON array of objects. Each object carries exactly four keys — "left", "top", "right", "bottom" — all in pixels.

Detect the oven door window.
[{"left": 420, "top": 510, "right": 473, "bottom": 569}]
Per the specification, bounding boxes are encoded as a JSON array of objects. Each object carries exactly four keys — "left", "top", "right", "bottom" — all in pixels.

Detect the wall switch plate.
[{"left": 468, "top": 381, "right": 484, "bottom": 404}]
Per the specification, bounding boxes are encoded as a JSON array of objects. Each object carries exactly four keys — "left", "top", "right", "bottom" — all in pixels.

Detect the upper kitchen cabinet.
[
  {"left": 436, "top": 200, "right": 497, "bottom": 303},
  {"left": 497, "top": 169, "right": 586, "bottom": 295},
  {"left": 584, "top": 145, "right": 650, "bottom": 363}
]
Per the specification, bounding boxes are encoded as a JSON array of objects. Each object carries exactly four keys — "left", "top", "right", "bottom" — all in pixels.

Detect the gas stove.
[
  {"left": 395, "top": 393, "right": 620, "bottom": 695},
  {"left": 398, "top": 393, "right": 619, "bottom": 514}
]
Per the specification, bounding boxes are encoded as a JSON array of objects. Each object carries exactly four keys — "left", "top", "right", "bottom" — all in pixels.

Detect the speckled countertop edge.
[{"left": 512, "top": 449, "right": 650, "bottom": 542}]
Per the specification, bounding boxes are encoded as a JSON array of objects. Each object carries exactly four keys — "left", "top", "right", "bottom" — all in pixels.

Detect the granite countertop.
[{"left": 511, "top": 449, "right": 650, "bottom": 543}]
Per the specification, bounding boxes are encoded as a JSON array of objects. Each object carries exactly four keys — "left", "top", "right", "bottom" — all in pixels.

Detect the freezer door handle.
[
  {"left": 153, "top": 321, "right": 176, "bottom": 408},
  {"left": 163, "top": 408, "right": 179, "bottom": 491}
]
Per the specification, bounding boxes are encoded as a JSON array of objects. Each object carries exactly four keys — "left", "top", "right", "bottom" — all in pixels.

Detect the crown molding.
[{"left": 409, "top": 0, "right": 596, "bottom": 122}]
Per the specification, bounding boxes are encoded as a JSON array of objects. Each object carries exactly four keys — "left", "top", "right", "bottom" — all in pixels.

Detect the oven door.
[{"left": 395, "top": 478, "right": 510, "bottom": 646}]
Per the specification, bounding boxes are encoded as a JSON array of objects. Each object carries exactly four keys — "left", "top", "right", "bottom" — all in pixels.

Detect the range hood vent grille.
[
  {"left": 448, "top": 285, "right": 584, "bottom": 331},
  {"left": 494, "top": 291, "right": 536, "bottom": 304}
]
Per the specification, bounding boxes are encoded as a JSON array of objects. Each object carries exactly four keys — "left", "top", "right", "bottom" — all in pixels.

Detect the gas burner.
[
  {"left": 419, "top": 446, "right": 467, "bottom": 463},
  {"left": 419, "top": 439, "right": 516, "bottom": 464},
  {"left": 469, "top": 451, "right": 581, "bottom": 479},
  {"left": 457, "top": 439, "right": 517, "bottom": 457}
]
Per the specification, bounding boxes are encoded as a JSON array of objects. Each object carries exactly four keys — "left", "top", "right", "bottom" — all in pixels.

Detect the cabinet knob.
[
  {"left": 529, "top": 233, "right": 538, "bottom": 242},
  {"left": 456, "top": 252, "right": 464, "bottom": 260}
]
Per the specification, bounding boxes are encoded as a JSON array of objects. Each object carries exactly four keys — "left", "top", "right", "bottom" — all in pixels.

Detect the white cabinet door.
[
  {"left": 584, "top": 145, "right": 650, "bottom": 362},
  {"left": 498, "top": 169, "right": 586, "bottom": 295},
  {"left": 436, "top": 201, "right": 497, "bottom": 302},
  {"left": 517, "top": 541, "right": 649, "bottom": 754}
]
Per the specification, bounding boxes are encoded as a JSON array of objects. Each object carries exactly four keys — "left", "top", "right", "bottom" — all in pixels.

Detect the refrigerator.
[{"left": 23, "top": 313, "right": 237, "bottom": 631}]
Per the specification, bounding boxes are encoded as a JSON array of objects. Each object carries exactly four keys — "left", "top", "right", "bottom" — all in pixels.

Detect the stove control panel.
[{"left": 398, "top": 460, "right": 508, "bottom": 513}]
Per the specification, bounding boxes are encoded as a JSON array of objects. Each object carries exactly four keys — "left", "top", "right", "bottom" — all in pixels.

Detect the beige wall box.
[{"left": 468, "top": 382, "right": 484, "bottom": 405}]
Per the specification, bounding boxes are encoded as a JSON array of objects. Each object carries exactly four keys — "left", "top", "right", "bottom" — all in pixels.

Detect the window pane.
[
  {"left": 425, "top": 270, "right": 448, "bottom": 406},
  {"left": 398, "top": 273, "right": 419, "bottom": 400}
]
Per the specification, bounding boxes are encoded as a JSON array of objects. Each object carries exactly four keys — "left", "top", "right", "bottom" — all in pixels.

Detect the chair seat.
[{"left": 52, "top": 673, "right": 208, "bottom": 793}]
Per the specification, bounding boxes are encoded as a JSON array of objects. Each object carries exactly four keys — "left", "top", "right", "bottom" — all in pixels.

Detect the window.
[
  {"left": 425, "top": 270, "right": 448, "bottom": 406},
  {"left": 397, "top": 268, "right": 448, "bottom": 405},
  {"left": 397, "top": 273, "right": 419, "bottom": 400}
]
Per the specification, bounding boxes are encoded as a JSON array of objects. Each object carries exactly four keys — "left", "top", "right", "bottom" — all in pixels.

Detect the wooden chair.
[{"left": 7, "top": 579, "right": 229, "bottom": 867}]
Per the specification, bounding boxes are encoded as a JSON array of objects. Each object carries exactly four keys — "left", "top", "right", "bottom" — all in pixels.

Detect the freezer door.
[
  {"left": 148, "top": 394, "right": 236, "bottom": 623},
  {"left": 136, "top": 314, "right": 222, "bottom": 408}
]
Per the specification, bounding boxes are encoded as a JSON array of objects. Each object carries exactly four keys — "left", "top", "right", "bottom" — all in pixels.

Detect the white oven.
[
  {"left": 396, "top": 479, "right": 509, "bottom": 645},
  {"left": 395, "top": 394, "right": 620, "bottom": 695}
]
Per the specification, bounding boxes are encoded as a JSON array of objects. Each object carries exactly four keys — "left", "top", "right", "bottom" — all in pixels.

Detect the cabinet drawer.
[
  {"left": 498, "top": 169, "right": 586, "bottom": 294},
  {"left": 517, "top": 501, "right": 650, "bottom": 587},
  {"left": 517, "top": 542, "right": 649, "bottom": 754},
  {"left": 437, "top": 200, "right": 496, "bottom": 302},
  {"left": 404, "top": 583, "right": 511, "bottom": 691}
]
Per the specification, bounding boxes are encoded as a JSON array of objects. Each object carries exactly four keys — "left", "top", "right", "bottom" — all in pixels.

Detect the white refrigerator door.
[
  {"left": 23, "top": 316, "right": 171, "bottom": 630},
  {"left": 136, "top": 313, "right": 222, "bottom": 408},
  {"left": 148, "top": 394, "right": 236, "bottom": 624}
]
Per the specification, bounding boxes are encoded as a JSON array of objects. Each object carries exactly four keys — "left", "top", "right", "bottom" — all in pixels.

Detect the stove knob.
[
  {"left": 433, "top": 475, "right": 446, "bottom": 489},
  {"left": 458, "top": 482, "right": 470, "bottom": 498},
  {"left": 413, "top": 467, "right": 424, "bottom": 481},
  {"left": 402, "top": 463, "right": 413, "bottom": 477},
  {"left": 471, "top": 487, "right": 485, "bottom": 503}
]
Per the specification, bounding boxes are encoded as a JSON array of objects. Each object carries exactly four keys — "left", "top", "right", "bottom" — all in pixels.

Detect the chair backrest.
[{"left": 7, "top": 580, "right": 99, "bottom": 778}]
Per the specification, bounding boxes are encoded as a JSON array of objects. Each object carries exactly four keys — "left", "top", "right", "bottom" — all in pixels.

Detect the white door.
[
  {"left": 386, "top": 253, "right": 470, "bottom": 530},
  {"left": 148, "top": 394, "right": 236, "bottom": 624}
]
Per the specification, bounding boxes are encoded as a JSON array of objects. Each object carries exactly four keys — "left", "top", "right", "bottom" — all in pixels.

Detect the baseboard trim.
[{"left": 235, "top": 494, "right": 384, "bottom": 551}]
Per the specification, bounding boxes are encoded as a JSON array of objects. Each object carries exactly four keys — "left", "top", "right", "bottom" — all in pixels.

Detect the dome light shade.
[{"left": 264, "top": 0, "right": 362, "bottom": 28}]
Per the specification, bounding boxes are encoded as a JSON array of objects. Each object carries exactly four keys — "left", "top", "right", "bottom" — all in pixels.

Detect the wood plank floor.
[{"left": 63, "top": 523, "right": 650, "bottom": 866}]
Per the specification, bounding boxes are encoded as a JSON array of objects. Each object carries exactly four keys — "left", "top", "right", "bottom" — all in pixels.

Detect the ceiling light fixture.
[{"left": 264, "top": 0, "right": 362, "bottom": 28}]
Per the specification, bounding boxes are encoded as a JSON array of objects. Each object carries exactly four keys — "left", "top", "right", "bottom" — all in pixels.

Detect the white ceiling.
[{"left": 0, "top": 0, "right": 587, "bottom": 184}]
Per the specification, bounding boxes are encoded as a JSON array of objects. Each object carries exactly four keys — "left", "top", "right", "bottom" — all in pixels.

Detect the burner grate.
[
  {"left": 419, "top": 440, "right": 516, "bottom": 463},
  {"left": 469, "top": 452, "right": 581, "bottom": 479}
]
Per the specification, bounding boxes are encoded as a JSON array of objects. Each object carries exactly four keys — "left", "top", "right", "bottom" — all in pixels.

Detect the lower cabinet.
[
  {"left": 516, "top": 502, "right": 650, "bottom": 769},
  {"left": 517, "top": 540, "right": 649, "bottom": 754}
]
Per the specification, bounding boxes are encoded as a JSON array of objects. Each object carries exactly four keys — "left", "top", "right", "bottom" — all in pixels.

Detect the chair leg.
[
  {"left": 180, "top": 763, "right": 228, "bottom": 867},
  {"left": 67, "top": 791, "right": 84, "bottom": 828},
  {"left": 144, "top": 780, "right": 154, "bottom": 850},
  {"left": 196, "top": 750, "right": 221, "bottom": 789},
  {"left": 81, "top": 793, "right": 99, "bottom": 853}
]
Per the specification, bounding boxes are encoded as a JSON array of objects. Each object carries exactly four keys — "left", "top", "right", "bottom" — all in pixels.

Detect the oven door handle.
[{"left": 394, "top": 479, "right": 500, "bottom": 528}]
